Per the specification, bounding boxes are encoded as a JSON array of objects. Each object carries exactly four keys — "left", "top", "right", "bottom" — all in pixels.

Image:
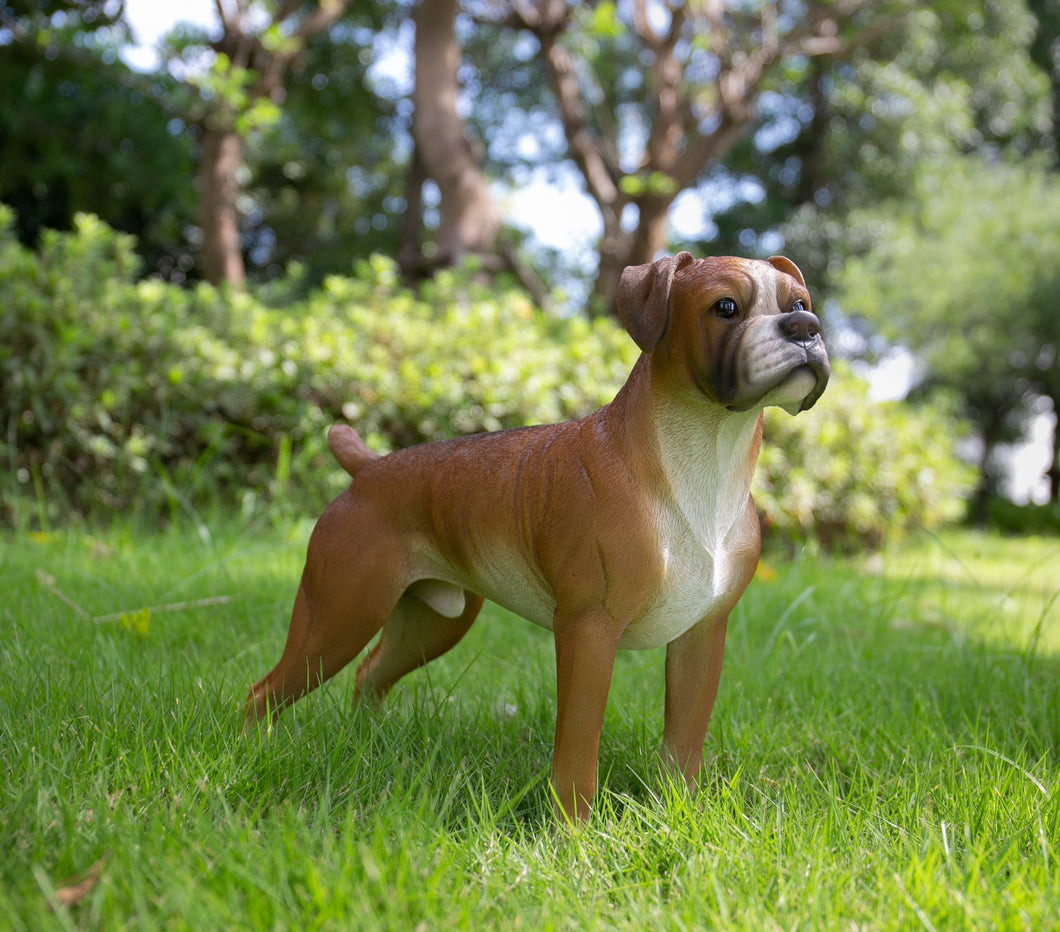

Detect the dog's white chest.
[
  {"left": 618, "top": 505, "right": 744, "bottom": 650},
  {"left": 617, "top": 406, "right": 759, "bottom": 650}
]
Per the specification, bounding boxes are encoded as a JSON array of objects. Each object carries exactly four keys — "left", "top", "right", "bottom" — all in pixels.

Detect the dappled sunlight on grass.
[{"left": 865, "top": 529, "right": 1060, "bottom": 654}]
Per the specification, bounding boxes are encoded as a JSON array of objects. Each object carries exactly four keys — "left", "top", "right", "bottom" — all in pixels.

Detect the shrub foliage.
[
  {"left": 1, "top": 208, "right": 975, "bottom": 547},
  {"left": 757, "top": 374, "right": 976, "bottom": 549}
]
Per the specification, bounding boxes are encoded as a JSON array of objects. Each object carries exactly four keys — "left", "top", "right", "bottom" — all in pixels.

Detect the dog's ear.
[
  {"left": 617, "top": 252, "right": 694, "bottom": 352},
  {"left": 767, "top": 255, "right": 806, "bottom": 287}
]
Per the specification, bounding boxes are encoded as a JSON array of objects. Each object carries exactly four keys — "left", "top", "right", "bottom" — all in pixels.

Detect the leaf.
[
  {"left": 236, "top": 97, "right": 283, "bottom": 134},
  {"left": 619, "top": 171, "right": 677, "bottom": 198},
  {"left": 119, "top": 608, "right": 151, "bottom": 636},
  {"left": 53, "top": 858, "right": 104, "bottom": 909},
  {"left": 588, "top": 1, "right": 624, "bottom": 39},
  {"left": 755, "top": 562, "right": 779, "bottom": 582}
]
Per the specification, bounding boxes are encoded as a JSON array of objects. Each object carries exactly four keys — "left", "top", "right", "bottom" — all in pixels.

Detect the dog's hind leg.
[
  {"left": 244, "top": 495, "right": 406, "bottom": 724},
  {"left": 354, "top": 587, "right": 484, "bottom": 703}
]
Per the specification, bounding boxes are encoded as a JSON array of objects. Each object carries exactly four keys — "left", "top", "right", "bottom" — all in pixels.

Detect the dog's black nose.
[{"left": 780, "top": 309, "right": 820, "bottom": 343}]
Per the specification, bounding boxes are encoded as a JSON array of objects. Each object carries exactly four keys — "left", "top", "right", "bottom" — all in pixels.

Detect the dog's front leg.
[
  {"left": 660, "top": 614, "right": 729, "bottom": 787},
  {"left": 550, "top": 611, "right": 624, "bottom": 822}
]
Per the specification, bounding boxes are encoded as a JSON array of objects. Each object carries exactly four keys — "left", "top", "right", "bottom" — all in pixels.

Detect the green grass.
[{"left": 2, "top": 517, "right": 1058, "bottom": 929}]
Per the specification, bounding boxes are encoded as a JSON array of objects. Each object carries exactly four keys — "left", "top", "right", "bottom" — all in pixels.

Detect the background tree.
[
  {"left": 1, "top": 0, "right": 407, "bottom": 285},
  {"left": 772, "top": 0, "right": 1058, "bottom": 512},
  {"left": 160, "top": 0, "right": 356, "bottom": 286},
  {"left": 235, "top": 6, "right": 406, "bottom": 283},
  {"left": 0, "top": 0, "right": 198, "bottom": 278},
  {"left": 470, "top": 0, "right": 911, "bottom": 313},
  {"left": 834, "top": 156, "right": 1060, "bottom": 520},
  {"left": 400, "top": 0, "right": 501, "bottom": 274},
  {"left": 1025, "top": 0, "right": 1060, "bottom": 499},
  {"left": 768, "top": 0, "right": 1051, "bottom": 284}
]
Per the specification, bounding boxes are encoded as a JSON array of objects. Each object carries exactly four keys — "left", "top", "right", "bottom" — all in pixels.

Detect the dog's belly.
[
  {"left": 476, "top": 535, "right": 738, "bottom": 653},
  {"left": 485, "top": 566, "right": 557, "bottom": 630},
  {"left": 415, "top": 523, "right": 748, "bottom": 652},
  {"left": 427, "top": 547, "right": 558, "bottom": 630}
]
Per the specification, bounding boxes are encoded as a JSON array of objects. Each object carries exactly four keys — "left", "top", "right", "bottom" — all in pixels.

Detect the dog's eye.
[
  {"left": 712, "top": 297, "right": 738, "bottom": 319},
  {"left": 790, "top": 299, "right": 807, "bottom": 313}
]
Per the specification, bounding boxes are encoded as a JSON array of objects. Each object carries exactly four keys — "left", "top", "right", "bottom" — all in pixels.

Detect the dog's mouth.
[
  {"left": 791, "top": 355, "right": 830, "bottom": 412},
  {"left": 724, "top": 352, "right": 830, "bottom": 415}
]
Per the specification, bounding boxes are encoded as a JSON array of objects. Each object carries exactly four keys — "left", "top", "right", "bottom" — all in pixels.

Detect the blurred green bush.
[
  {"left": 1, "top": 207, "right": 975, "bottom": 547},
  {"left": 0, "top": 206, "right": 636, "bottom": 525},
  {"left": 756, "top": 371, "right": 977, "bottom": 550},
  {"left": 981, "top": 497, "right": 1060, "bottom": 536}
]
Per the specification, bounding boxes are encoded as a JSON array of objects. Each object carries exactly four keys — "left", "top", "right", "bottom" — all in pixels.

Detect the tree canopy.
[
  {"left": 3, "top": 0, "right": 1053, "bottom": 293},
  {"left": 835, "top": 154, "right": 1060, "bottom": 511}
]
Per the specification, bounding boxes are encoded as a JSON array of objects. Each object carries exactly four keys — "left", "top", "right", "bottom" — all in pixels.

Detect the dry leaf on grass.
[{"left": 52, "top": 857, "right": 104, "bottom": 909}]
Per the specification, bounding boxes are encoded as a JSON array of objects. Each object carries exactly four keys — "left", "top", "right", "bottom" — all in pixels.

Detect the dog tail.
[{"left": 327, "top": 424, "right": 380, "bottom": 478}]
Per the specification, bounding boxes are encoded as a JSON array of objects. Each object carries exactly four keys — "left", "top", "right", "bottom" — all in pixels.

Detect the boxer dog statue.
[{"left": 245, "top": 252, "right": 829, "bottom": 821}]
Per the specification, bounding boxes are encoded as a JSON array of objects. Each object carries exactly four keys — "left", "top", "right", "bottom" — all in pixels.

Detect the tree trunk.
[
  {"left": 627, "top": 196, "right": 674, "bottom": 266},
  {"left": 407, "top": 0, "right": 501, "bottom": 269},
  {"left": 970, "top": 416, "right": 1005, "bottom": 526},
  {"left": 1046, "top": 389, "right": 1060, "bottom": 502},
  {"left": 589, "top": 197, "right": 672, "bottom": 313},
  {"left": 589, "top": 213, "right": 632, "bottom": 314},
  {"left": 198, "top": 126, "right": 245, "bottom": 287},
  {"left": 398, "top": 145, "right": 428, "bottom": 277},
  {"left": 970, "top": 443, "right": 994, "bottom": 527}
]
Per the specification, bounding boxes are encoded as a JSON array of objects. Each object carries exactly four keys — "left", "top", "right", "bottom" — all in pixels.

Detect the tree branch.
[
  {"left": 213, "top": 0, "right": 239, "bottom": 36},
  {"left": 668, "top": 0, "right": 885, "bottom": 190},
  {"left": 251, "top": 1, "right": 355, "bottom": 102},
  {"left": 276, "top": 0, "right": 304, "bottom": 23},
  {"left": 505, "top": 1, "right": 623, "bottom": 213},
  {"left": 640, "top": 2, "right": 688, "bottom": 173},
  {"left": 291, "top": 0, "right": 354, "bottom": 41}
]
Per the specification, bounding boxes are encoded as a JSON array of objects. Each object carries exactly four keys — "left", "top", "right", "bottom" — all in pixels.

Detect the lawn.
[{"left": 2, "top": 518, "right": 1058, "bottom": 929}]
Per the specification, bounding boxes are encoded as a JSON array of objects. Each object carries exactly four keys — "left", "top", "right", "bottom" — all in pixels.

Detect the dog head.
[{"left": 617, "top": 252, "right": 830, "bottom": 414}]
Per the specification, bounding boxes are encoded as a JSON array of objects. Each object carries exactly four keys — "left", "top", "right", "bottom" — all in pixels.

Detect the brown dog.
[{"left": 246, "top": 252, "right": 829, "bottom": 821}]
